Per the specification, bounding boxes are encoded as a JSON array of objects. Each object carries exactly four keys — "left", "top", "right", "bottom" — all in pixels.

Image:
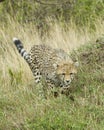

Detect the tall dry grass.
[
  {"left": 0, "top": 17, "right": 104, "bottom": 129},
  {"left": 0, "top": 18, "right": 104, "bottom": 84}
]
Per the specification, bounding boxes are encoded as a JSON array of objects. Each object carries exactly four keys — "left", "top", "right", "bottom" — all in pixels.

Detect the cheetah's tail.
[{"left": 13, "top": 37, "right": 30, "bottom": 61}]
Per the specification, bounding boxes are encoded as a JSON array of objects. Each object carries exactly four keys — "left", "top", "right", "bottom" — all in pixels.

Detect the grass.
[{"left": 0, "top": 17, "right": 104, "bottom": 130}]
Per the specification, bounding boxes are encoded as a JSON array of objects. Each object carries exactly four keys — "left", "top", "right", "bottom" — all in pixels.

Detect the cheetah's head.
[{"left": 53, "top": 61, "right": 79, "bottom": 87}]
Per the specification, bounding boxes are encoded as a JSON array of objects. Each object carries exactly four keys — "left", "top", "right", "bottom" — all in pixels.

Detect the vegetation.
[
  {"left": 0, "top": 0, "right": 104, "bottom": 35},
  {"left": 0, "top": 0, "right": 104, "bottom": 130}
]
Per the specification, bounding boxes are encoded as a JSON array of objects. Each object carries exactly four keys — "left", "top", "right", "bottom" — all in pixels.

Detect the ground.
[{"left": 0, "top": 36, "right": 104, "bottom": 130}]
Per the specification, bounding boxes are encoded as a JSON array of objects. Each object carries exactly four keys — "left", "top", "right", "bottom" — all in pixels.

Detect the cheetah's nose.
[{"left": 66, "top": 80, "right": 71, "bottom": 84}]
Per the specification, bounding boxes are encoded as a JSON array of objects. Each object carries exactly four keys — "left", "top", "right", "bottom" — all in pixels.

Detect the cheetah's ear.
[
  {"left": 53, "top": 63, "right": 59, "bottom": 69},
  {"left": 74, "top": 61, "right": 79, "bottom": 67}
]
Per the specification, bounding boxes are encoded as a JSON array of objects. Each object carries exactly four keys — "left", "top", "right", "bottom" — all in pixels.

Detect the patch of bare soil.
[
  {"left": 72, "top": 36, "right": 104, "bottom": 71},
  {"left": 80, "top": 43, "right": 104, "bottom": 67},
  {"left": 70, "top": 37, "right": 104, "bottom": 93}
]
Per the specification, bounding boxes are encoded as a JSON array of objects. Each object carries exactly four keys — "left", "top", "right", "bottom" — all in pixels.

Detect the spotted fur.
[{"left": 13, "top": 38, "right": 78, "bottom": 89}]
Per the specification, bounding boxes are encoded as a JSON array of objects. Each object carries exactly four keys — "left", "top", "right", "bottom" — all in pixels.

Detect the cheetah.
[{"left": 13, "top": 38, "right": 79, "bottom": 91}]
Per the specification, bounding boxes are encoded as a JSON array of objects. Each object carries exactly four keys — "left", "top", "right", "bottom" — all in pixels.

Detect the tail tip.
[{"left": 13, "top": 37, "right": 19, "bottom": 42}]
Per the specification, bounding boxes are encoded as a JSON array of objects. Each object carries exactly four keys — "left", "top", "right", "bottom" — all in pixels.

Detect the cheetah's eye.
[
  {"left": 70, "top": 73, "right": 73, "bottom": 75},
  {"left": 62, "top": 73, "right": 65, "bottom": 76}
]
